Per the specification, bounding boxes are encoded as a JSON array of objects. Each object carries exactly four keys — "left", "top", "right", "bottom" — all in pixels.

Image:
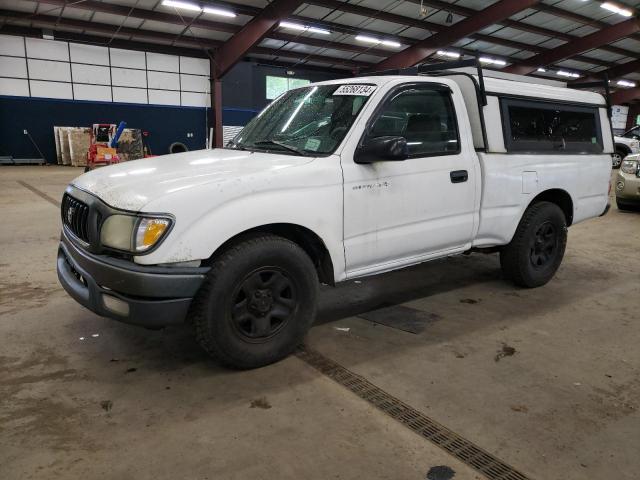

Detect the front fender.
[{"left": 134, "top": 157, "right": 346, "bottom": 281}]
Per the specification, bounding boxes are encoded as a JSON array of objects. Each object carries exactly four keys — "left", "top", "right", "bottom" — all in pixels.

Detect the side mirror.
[{"left": 354, "top": 136, "right": 409, "bottom": 164}]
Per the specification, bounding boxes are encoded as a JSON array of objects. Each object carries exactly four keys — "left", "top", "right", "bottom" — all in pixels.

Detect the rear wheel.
[
  {"left": 189, "top": 234, "right": 318, "bottom": 369},
  {"left": 500, "top": 202, "right": 567, "bottom": 288}
]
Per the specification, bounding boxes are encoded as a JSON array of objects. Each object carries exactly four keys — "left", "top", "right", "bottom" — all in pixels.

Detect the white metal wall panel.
[
  {"left": 0, "top": 34, "right": 25, "bottom": 56},
  {"left": 0, "top": 35, "right": 210, "bottom": 108},
  {"left": 111, "top": 67, "right": 147, "bottom": 88},
  {"left": 146, "top": 52, "right": 179, "bottom": 72},
  {"left": 29, "top": 80, "right": 73, "bottom": 99},
  {"left": 148, "top": 89, "right": 181, "bottom": 106},
  {"left": 25, "top": 37, "right": 69, "bottom": 61},
  {"left": 110, "top": 48, "right": 145, "bottom": 69},
  {"left": 112, "top": 86, "right": 147, "bottom": 104},
  {"left": 147, "top": 70, "right": 180, "bottom": 90},
  {"left": 180, "top": 56, "right": 209, "bottom": 75},
  {"left": 73, "top": 84, "right": 112, "bottom": 102},
  {"left": 181, "top": 91, "right": 210, "bottom": 107},
  {"left": 0, "top": 56, "right": 27, "bottom": 78},
  {"left": 180, "top": 73, "right": 209, "bottom": 93},
  {"left": 72, "top": 64, "right": 111, "bottom": 85},
  {"left": 0, "top": 77, "right": 29, "bottom": 96},
  {"left": 69, "top": 43, "right": 110, "bottom": 66},
  {"left": 27, "top": 59, "right": 71, "bottom": 82}
]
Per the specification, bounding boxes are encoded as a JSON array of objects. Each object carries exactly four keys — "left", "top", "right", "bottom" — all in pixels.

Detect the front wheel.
[
  {"left": 189, "top": 234, "right": 318, "bottom": 369},
  {"left": 500, "top": 202, "right": 567, "bottom": 288},
  {"left": 612, "top": 150, "right": 625, "bottom": 169}
]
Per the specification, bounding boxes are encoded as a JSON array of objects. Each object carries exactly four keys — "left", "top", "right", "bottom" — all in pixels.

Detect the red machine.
[{"left": 85, "top": 123, "right": 124, "bottom": 172}]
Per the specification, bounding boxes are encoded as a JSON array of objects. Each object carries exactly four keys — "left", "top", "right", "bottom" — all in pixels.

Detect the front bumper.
[
  {"left": 615, "top": 171, "right": 640, "bottom": 204},
  {"left": 57, "top": 230, "right": 209, "bottom": 328}
]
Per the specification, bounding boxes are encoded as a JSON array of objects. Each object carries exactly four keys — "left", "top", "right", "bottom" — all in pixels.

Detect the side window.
[
  {"left": 501, "top": 98, "right": 603, "bottom": 153},
  {"left": 368, "top": 86, "right": 460, "bottom": 157}
]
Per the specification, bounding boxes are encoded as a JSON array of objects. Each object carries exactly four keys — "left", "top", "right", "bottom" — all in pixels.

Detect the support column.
[{"left": 214, "top": 78, "right": 223, "bottom": 148}]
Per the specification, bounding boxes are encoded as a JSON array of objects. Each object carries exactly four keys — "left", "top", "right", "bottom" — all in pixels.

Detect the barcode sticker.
[{"left": 333, "top": 84, "right": 377, "bottom": 96}]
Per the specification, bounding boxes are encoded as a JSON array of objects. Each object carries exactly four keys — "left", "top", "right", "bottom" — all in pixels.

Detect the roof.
[{"left": 0, "top": 0, "right": 639, "bottom": 100}]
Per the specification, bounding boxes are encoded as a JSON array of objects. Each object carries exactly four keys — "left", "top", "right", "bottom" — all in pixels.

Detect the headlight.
[
  {"left": 621, "top": 159, "right": 639, "bottom": 174},
  {"left": 100, "top": 214, "right": 172, "bottom": 253}
]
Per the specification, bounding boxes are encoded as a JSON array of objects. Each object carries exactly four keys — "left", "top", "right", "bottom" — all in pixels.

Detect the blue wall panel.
[{"left": 0, "top": 96, "right": 208, "bottom": 163}]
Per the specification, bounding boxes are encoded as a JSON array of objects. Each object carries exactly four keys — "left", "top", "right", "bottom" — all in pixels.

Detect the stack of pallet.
[
  {"left": 54, "top": 127, "right": 90, "bottom": 167},
  {"left": 54, "top": 126, "right": 145, "bottom": 167}
]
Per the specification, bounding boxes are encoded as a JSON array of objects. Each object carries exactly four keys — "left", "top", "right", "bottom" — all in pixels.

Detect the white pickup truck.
[{"left": 57, "top": 65, "right": 612, "bottom": 368}]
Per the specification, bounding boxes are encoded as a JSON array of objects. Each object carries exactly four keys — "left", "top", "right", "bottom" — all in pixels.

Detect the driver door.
[{"left": 341, "top": 83, "right": 477, "bottom": 277}]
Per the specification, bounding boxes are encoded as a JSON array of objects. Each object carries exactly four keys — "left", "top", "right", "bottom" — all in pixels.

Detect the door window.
[{"left": 367, "top": 86, "right": 460, "bottom": 157}]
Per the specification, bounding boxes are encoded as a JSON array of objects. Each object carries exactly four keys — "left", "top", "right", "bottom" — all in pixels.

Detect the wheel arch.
[
  {"left": 205, "top": 223, "right": 336, "bottom": 286},
  {"left": 615, "top": 143, "right": 631, "bottom": 155},
  {"left": 528, "top": 188, "right": 574, "bottom": 226}
]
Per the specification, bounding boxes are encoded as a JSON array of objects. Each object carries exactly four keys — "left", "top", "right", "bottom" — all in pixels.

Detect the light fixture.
[
  {"left": 617, "top": 79, "right": 637, "bottom": 87},
  {"left": 161, "top": 0, "right": 237, "bottom": 17},
  {"left": 601, "top": 2, "right": 633, "bottom": 17},
  {"left": 279, "top": 21, "right": 330, "bottom": 35},
  {"left": 203, "top": 6, "right": 236, "bottom": 17},
  {"left": 479, "top": 57, "right": 507, "bottom": 66},
  {"left": 162, "top": 0, "right": 201, "bottom": 12},
  {"left": 436, "top": 50, "right": 460, "bottom": 59},
  {"left": 557, "top": 70, "right": 580, "bottom": 78},
  {"left": 355, "top": 35, "right": 401, "bottom": 48},
  {"left": 537, "top": 67, "right": 546, "bottom": 72}
]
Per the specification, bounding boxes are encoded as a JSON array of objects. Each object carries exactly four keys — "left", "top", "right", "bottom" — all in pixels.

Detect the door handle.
[{"left": 450, "top": 170, "right": 468, "bottom": 183}]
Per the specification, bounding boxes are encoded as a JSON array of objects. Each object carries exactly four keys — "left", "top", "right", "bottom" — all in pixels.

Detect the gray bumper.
[{"left": 57, "top": 231, "right": 209, "bottom": 328}]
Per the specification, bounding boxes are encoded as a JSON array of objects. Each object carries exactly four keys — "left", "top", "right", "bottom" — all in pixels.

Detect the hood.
[{"left": 72, "top": 148, "right": 314, "bottom": 211}]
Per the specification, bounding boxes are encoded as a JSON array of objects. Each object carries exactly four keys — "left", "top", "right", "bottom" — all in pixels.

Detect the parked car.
[
  {"left": 616, "top": 154, "right": 640, "bottom": 210},
  {"left": 57, "top": 67, "right": 612, "bottom": 368},
  {"left": 613, "top": 127, "right": 640, "bottom": 168}
]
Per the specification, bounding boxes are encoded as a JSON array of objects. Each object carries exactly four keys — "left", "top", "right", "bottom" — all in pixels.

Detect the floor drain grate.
[{"left": 296, "top": 346, "right": 532, "bottom": 480}]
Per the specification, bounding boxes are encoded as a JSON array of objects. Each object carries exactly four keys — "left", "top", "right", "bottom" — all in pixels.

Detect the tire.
[
  {"left": 612, "top": 150, "right": 625, "bottom": 169},
  {"left": 500, "top": 201, "right": 567, "bottom": 288},
  {"left": 84, "top": 166, "right": 90, "bottom": 173},
  {"left": 616, "top": 198, "right": 637, "bottom": 211},
  {"left": 189, "top": 234, "right": 318, "bottom": 369}
]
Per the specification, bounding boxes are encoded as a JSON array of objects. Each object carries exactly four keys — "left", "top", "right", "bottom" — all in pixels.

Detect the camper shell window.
[{"left": 500, "top": 97, "right": 603, "bottom": 154}]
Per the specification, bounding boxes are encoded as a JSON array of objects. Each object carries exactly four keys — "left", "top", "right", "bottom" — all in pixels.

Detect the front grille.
[{"left": 61, "top": 193, "right": 90, "bottom": 243}]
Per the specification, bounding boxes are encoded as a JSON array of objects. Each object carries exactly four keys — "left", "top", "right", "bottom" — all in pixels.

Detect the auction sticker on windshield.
[{"left": 333, "top": 84, "right": 376, "bottom": 96}]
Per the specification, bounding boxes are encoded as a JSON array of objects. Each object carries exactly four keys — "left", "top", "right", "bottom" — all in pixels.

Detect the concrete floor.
[{"left": 1, "top": 165, "right": 638, "bottom": 480}]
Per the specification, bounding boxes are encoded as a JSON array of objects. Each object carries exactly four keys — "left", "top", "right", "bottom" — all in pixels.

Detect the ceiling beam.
[
  {"left": 403, "top": 0, "right": 640, "bottom": 60},
  {"left": 31, "top": 0, "right": 619, "bottom": 71},
  {"left": 374, "top": 0, "right": 540, "bottom": 71},
  {"left": 530, "top": 3, "right": 640, "bottom": 44},
  {"left": 572, "top": 59, "right": 640, "bottom": 84},
  {"left": 212, "top": 0, "right": 303, "bottom": 78},
  {"left": 505, "top": 17, "right": 640, "bottom": 75},
  {"left": 0, "top": 8, "right": 367, "bottom": 69},
  {"left": 611, "top": 87, "right": 640, "bottom": 105},
  {"left": 32, "top": 0, "right": 238, "bottom": 33}
]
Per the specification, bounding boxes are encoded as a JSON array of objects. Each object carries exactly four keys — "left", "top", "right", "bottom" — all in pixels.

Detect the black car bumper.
[{"left": 57, "top": 230, "right": 209, "bottom": 328}]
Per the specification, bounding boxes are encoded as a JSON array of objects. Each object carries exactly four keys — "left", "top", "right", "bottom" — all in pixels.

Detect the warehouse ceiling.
[{"left": 2, "top": 0, "right": 640, "bottom": 101}]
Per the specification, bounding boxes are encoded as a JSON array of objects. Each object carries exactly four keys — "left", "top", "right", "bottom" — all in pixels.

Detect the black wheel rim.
[
  {"left": 529, "top": 221, "right": 557, "bottom": 268},
  {"left": 229, "top": 267, "right": 297, "bottom": 342}
]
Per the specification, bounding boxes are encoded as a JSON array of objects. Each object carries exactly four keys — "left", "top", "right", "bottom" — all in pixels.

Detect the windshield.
[
  {"left": 230, "top": 84, "right": 375, "bottom": 156},
  {"left": 623, "top": 126, "right": 640, "bottom": 139}
]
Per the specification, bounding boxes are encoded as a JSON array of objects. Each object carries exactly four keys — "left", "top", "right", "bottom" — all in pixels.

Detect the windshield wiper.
[
  {"left": 227, "top": 139, "right": 247, "bottom": 150},
  {"left": 252, "top": 139, "right": 309, "bottom": 156}
]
